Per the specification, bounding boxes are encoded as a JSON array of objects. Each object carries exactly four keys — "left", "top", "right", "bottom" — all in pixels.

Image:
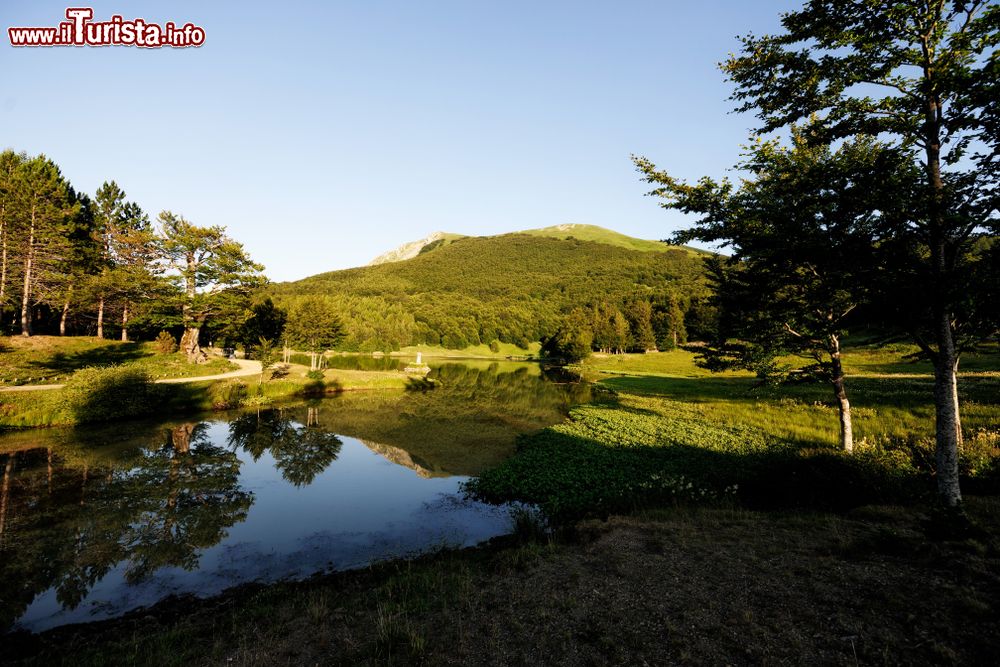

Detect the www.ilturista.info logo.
[{"left": 8, "top": 8, "right": 205, "bottom": 48}]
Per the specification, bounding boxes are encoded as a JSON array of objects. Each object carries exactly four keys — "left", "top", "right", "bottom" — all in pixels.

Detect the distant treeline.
[{"left": 267, "top": 234, "right": 714, "bottom": 353}]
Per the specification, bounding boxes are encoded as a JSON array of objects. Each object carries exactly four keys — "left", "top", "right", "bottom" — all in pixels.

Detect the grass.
[
  {"left": 8, "top": 499, "right": 1000, "bottom": 665},
  {"left": 579, "top": 342, "right": 1000, "bottom": 380},
  {"left": 470, "top": 347, "right": 1000, "bottom": 521},
  {"left": 520, "top": 223, "right": 708, "bottom": 255},
  {"left": 0, "top": 358, "right": 418, "bottom": 429},
  {"left": 0, "top": 336, "right": 236, "bottom": 385}
]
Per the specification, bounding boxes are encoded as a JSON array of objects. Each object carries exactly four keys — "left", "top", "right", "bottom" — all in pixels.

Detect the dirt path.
[{"left": 0, "top": 358, "right": 262, "bottom": 392}]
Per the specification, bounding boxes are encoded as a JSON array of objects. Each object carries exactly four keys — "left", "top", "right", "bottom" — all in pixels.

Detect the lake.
[{"left": 0, "top": 361, "right": 590, "bottom": 632}]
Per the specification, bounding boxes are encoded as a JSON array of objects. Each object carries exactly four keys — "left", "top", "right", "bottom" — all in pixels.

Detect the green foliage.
[
  {"left": 508, "top": 506, "right": 549, "bottom": 544},
  {"left": 154, "top": 331, "right": 178, "bottom": 355},
  {"left": 466, "top": 394, "right": 940, "bottom": 522},
  {"left": 269, "top": 232, "right": 709, "bottom": 352},
  {"left": 208, "top": 380, "right": 249, "bottom": 410},
  {"left": 285, "top": 296, "right": 346, "bottom": 356},
  {"left": 239, "top": 297, "right": 287, "bottom": 355},
  {"left": 541, "top": 309, "right": 593, "bottom": 362},
  {"left": 255, "top": 337, "right": 278, "bottom": 386},
  {"left": 158, "top": 211, "right": 266, "bottom": 354},
  {"left": 63, "top": 365, "right": 157, "bottom": 423}
]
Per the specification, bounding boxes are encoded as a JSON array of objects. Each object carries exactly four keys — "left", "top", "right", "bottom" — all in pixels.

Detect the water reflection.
[
  {"left": 0, "top": 361, "right": 587, "bottom": 632},
  {"left": 227, "top": 408, "right": 343, "bottom": 487},
  {"left": 0, "top": 423, "right": 252, "bottom": 630}
]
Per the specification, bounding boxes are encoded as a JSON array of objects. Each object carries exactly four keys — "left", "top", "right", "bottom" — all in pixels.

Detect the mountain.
[
  {"left": 518, "top": 224, "right": 678, "bottom": 253},
  {"left": 269, "top": 226, "right": 712, "bottom": 353},
  {"left": 366, "top": 224, "right": 699, "bottom": 266},
  {"left": 368, "top": 231, "right": 465, "bottom": 265}
]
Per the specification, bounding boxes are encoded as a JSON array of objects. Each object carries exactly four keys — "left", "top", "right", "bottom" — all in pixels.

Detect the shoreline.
[{"left": 6, "top": 499, "right": 999, "bottom": 665}]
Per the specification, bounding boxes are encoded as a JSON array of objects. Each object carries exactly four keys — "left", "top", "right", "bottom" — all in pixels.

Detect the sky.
[{"left": 1, "top": 1, "right": 801, "bottom": 281}]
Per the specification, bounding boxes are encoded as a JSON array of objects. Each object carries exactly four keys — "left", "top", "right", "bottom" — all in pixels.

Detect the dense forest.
[{"left": 267, "top": 232, "right": 714, "bottom": 353}]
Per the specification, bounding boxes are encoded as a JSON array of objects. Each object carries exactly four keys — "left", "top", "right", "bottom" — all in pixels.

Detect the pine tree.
[{"left": 158, "top": 212, "right": 265, "bottom": 362}]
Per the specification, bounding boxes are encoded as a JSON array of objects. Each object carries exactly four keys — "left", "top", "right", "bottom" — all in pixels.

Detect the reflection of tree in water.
[
  {"left": 227, "top": 408, "right": 342, "bottom": 487},
  {"left": 0, "top": 421, "right": 253, "bottom": 629},
  {"left": 118, "top": 423, "right": 253, "bottom": 583}
]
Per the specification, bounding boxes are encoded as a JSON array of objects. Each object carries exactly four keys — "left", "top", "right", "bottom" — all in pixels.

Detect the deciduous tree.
[
  {"left": 720, "top": 0, "right": 1000, "bottom": 505},
  {"left": 637, "top": 131, "right": 918, "bottom": 452}
]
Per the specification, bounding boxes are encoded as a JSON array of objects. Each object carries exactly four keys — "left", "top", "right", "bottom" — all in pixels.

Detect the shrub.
[
  {"left": 209, "top": 380, "right": 248, "bottom": 410},
  {"left": 306, "top": 370, "right": 325, "bottom": 381},
  {"left": 509, "top": 505, "right": 549, "bottom": 544},
  {"left": 489, "top": 339, "right": 501, "bottom": 354},
  {"left": 155, "top": 331, "right": 178, "bottom": 355},
  {"left": 64, "top": 366, "right": 156, "bottom": 423}
]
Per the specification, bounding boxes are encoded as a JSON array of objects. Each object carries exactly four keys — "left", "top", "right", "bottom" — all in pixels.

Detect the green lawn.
[
  {"left": 0, "top": 336, "right": 237, "bottom": 384},
  {"left": 470, "top": 345, "right": 1000, "bottom": 521}
]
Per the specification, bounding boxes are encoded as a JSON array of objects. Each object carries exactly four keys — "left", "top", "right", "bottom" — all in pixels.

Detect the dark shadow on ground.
[{"left": 28, "top": 343, "right": 150, "bottom": 375}]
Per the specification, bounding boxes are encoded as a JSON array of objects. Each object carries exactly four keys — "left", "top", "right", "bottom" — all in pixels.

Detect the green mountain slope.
[
  {"left": 269, "top": 231, "right": 711, "bottom": 352},
  {"left": 518, "top": 223, "right": 678, "bottom": 253}
]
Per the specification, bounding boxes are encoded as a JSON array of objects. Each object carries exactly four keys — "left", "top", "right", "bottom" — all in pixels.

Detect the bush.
[
  {"left": 306, "top": 370, "right": 325, "bottom": 381},
  {"left": 64, "top": 366, "right": 156, "bottom": 423},
  {"left": 489, "top": 339, "right": 501, "bottom": 354},
  {"left": 208, "top": 380, "right": 248, "bottom": 410},
  {"left": 155, "top": 331, "right": 178, "bottom": 355}
]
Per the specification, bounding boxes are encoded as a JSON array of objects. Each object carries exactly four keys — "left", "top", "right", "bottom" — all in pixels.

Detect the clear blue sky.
[{"left": 2, "top": 1, "right": 799, "bottom": 281}]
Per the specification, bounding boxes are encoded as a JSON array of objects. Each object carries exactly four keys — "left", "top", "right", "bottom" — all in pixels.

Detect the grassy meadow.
[
  {"left": 0, "top": 337, "right": 422, "bottom": 428},
  {"left": 468, "top": 344, "right": 1000, "bottom": 520},
  {"left": 0, "top": 336, "right": 237, "bottom": 385}
]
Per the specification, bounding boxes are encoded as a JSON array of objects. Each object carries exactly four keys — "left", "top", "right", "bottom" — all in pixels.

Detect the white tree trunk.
[
  {"left": 934, "top": 322, "right": 962, "bottom": 507},
  {"left": 829, "top": 336, "right": 853, "bottom": 453},
  {"left": 19, "top": 207, "right": 35, "bottom": 337},
  {"left": 96, "top": 296, "right": 105, "bottom": 339}
]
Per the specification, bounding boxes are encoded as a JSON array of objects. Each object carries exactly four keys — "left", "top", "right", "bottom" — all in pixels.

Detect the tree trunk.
[
  {"left": 19, "top": 206, "right": 35, "bottom": 337},
  {"left": 924, "top": 87, "right": 963, "bottom": 507},
  {"left": 180, "top": 327, "right": 205, "bottom": 363},
  {"left": 933, "top": 319, "right": 963, "bottom": 507},
  {"left": 96, "top": 296, "right": 105, "bottom": 339},
  {"left": 953, "top": 357, "right": 963, "bottom": 450},
  {"left": 0, "top": 210, "right": 6, "bottom": 328},
  {"left": 60, "top": 284, "right": 73, "bottom": 336},
  {"left": 121, "top": 303, "right": 129, "bottom": 342},
  {"left": 828, "top": 336, "right": 853, "bottom": 453}
]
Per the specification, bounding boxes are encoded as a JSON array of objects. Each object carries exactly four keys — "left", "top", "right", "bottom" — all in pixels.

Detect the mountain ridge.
[{"left": 366, "top": 224, "right": 697, "bottom": 266}]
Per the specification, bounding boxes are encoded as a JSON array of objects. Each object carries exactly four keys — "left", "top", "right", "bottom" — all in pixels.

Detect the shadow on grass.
[
  {"left": 29, "top": 342, "right": 150, "bottom": 375},
  {"left": 600, "top": 374, "right": 1000, "bottom": 409},
  {"left": 464, "top": 394, "right": 1000, "bottom": 523},
  {"left": 467, "top": 427, "right": 944, "bottom": 523}
]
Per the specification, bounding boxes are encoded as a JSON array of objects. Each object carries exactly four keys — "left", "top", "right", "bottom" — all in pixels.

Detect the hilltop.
[
  {"left": 269, "top": 227, "right": 711, "bottom": 353},
  {"left": 366, "top": 224, "right": 700, "bottom": 266}
]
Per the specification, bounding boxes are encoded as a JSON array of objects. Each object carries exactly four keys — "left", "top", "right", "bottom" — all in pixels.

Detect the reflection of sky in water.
[{"left": 15, "top": 422, "right": 510, "bottom": 632}]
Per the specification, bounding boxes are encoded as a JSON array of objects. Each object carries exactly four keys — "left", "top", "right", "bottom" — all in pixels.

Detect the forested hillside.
[{"left": 268, "top": 232, "right": 712, "bottom": 353}]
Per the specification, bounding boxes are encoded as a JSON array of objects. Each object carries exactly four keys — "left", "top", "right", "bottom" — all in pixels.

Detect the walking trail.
[{"left": 0, "top": 358, "right": 263, "bottom": 392}]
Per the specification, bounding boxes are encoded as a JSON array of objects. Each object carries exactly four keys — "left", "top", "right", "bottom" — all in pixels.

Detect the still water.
[{"left": 0, "top": 362, "right": 589, "bottom": 632}]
